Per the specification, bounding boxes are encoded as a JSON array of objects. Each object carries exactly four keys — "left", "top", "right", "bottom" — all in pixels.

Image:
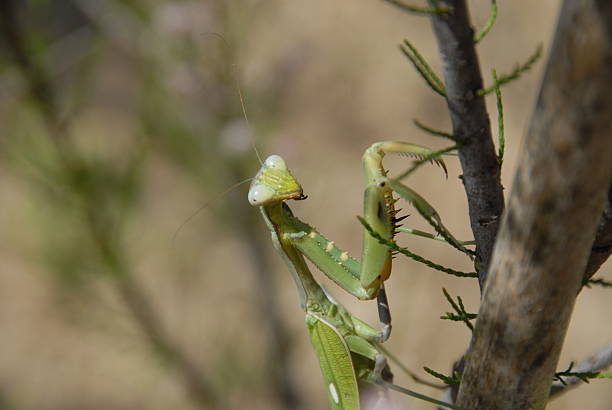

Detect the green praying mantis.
[{"left": 248, "top": 143, "right": 469, "bottom": 410}]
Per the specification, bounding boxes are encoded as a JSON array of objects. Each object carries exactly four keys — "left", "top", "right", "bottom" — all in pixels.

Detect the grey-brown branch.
[
  {"left": 456, "top": 1, "right": 612, "bottom": 409},
  {"left": 428, "top": 0, "right": 505, "bottom": 288}
]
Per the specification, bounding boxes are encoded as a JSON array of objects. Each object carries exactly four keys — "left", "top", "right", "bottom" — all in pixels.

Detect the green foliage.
[
  {"left": 440, "top": 288, "right": 477, "bottom": 331},
  {"left": 381, "top": 381, "right": 469, "bottom": 410},
  {"left": 383, "top": 0, "right": 451, "bottom": 15},
  {"left": 423, "top": 366, "right": 462, "bottom": 386},
  {"left": 387, "top": 178, "right": 476, "bottom": 258},
  {"left": 492, "top": 68, "right": 505, "bottom": 165},
  {"left": 478, "top": 45, "right": 543, "bottom": 96},
  {"left": 554, "top": 362, "right": 603, "bottom": 385},
  {"left": 359, "top": 217, "right": 478, "bottom": 278},
  {"left": 400, "top": 39, "right": 447, "bottom": 97},
  {"left": 474, "top": 0, "right": 498, "bottom": 43},
  {"left": 583, "top": 278, "right": 612, "bottom": 288},
  {"left": 413, "top": 119, "right": 460, "bottom": 142},
  {"left": 396, "top": 227, "right": 475, "bottom": 245}
]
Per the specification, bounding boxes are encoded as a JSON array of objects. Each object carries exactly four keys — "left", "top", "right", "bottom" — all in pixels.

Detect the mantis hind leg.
[{"left": 344, "top": 334, "right": 393, "bottom": 384}]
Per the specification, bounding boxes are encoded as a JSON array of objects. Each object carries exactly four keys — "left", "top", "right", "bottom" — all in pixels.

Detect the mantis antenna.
[
  {"left": 201, "top": 31, "right": 263, "bottom": 165},
  {"left": 172, "top": 34, "right": 265, "bottom": 246},
  {"left": 231, "top": 62, "right": 263, "bottom": 165},
  {"left": 171, "top": 177, "right": 252, "bottom": 248}
]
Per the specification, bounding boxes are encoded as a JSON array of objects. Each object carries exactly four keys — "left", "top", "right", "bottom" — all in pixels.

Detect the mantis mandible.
[{"left": 248, "top": 143, "right": 464, "bottom": 409}]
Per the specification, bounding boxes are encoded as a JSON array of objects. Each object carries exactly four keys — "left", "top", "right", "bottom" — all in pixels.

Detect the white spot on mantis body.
[
  {"left": 309, "top": 231, "right": 317, "bottom": 239},
  {"left": 340, "top": 252, "right": 348, "bottom": 261},
  {"left": 329, "top": 383, "right": 340, "bottom": 404},
  {"left": 326, "top": 241, "right": 335, "bottom": 252}
]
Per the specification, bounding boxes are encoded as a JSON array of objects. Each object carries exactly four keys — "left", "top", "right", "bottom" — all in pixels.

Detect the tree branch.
[
  {"left": 456, "top": 1, "right": 612, "bottom": 408},
  {"left": 428, "top": 0, "right": 505, "bottom": 288}
]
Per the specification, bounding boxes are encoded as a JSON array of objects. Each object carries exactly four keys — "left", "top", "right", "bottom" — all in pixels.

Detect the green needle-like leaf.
[
  {"left": 386, "top": 179, "right": 475, "bottom": 258},
  {"left": 474, "top": 0, "right": 497, "bottom": 43},
  {"left": 478, "top": 45, "right": 542, "bottom": 96},
  {"left": 492, "top": 68, "right": 505, "bottom": 165},
  {"left": 396, "top": 227, "right": 476, "bottom": 245},
  {"left": 383, "top": 0, "right": 451, "bottom": 15},
  {"left": 423, "top": 366, "right": 461, "bottom": 386},
  {"left": 400, "top": 40, "right": 447, "bottom": 97},
  {"left": 440, "top": 288, "right": 477, "bottom": 330},
  {"left": 359, "top": 217, "right": 478, "bottom": 278},
  {"left": 554, "top": 362, "right": 604, "bottom": 385},
  {"left": 414, "top": 119, "right": 461, "bottom": 142},
  {"left": 584, "top": 278, "right": 612, "bottom": 288}
]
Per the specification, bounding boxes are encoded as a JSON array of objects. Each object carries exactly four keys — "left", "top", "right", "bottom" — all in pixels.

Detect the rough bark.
[
  {"left": 429, "top": 0, "right": 505, "bottom": 288},
  {"left": 456, "top": 1, "right": 612, "bottom": 409}
]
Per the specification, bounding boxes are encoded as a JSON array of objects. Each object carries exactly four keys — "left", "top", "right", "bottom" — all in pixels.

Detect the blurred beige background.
[{"left": 0, "top": 1, "right": 610, "bottom": 409}]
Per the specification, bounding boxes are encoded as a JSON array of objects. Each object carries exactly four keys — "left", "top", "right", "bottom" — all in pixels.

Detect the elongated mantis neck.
[{"left": 260, "top": 201, "right": 328, "bottom": 310}]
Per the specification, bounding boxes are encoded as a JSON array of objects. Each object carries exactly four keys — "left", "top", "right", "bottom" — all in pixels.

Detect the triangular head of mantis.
[{"left": 248, "top": 154, "right": 307, "bottom": 206}]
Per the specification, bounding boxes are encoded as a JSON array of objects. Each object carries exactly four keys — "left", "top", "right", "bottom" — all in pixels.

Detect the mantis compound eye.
[
  {"left": 248, "top": 183, "right": 275, "bottom": 205},
  {"left": 265, "top": 154, "right": 287, "bottom": 170}
]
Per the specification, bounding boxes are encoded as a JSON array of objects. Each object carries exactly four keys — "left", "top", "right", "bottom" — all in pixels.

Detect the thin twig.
[
  {"left": 383, "top": 0, "right": 451, "bottom": 15},
  {"left": 423, "top": 366, "right": 461, "bottom": 386},
  {"left": 380, "top": 381, "right": 469, "bottom": 410},
  {"left": 396, "top": 227, "right": 475, "bottom": 245},
  {"left": 400, "top": 39, "right": 447, "bottom": 96},
  {"left": 583, "top": 277, "right": 612, "bottom": 288},
  {"left": 376, "top": 344, "right": 446, "bottom": 390},
  {"left": 474, "top": 0, "right": 497, "bottom": 43},
  {"left": 492, "top": 69, "right": 505, "bottom": 165},
  {"left": 414, "top": 119, "right": 460, "bottom": 142},
  {"left": 478, "top": 45, "right": 543, "bottom": 96},
  {"left": 429, "top": 0, "right": 505, "bottom": 288},
  {"left": 440, "top": 288, "right": 477, "bottom": 331},
  {"left": 359, "top": 217, "right": 478, "bottom": 278},
  {"left": 550, "top": 342, "right": 612, "bottom": 398}
]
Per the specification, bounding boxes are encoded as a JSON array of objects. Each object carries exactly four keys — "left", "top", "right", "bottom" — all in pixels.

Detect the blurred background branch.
[
  {"left": 0, "top": 0, "right": 218, "bottom": 407},
  {"left": 0, "top": 0, "right": 300, "bottom": 408}
]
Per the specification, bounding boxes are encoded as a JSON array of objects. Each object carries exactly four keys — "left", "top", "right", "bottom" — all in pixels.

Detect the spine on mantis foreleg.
[
  {"left": 249, "top": 153, "right": 466, "bottom": 409},
  {"left": 360, "top": 182, "right": 396, "bottom": 291}
]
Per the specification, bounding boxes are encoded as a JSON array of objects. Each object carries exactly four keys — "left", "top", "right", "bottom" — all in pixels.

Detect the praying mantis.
[{"left": 248, "top": 143, "right": 468, "bottom": 410}]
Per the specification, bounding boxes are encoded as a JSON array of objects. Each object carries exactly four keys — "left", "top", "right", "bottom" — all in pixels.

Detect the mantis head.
[{"left": 248, "top": 155, "right": 306, "bottom": 206}]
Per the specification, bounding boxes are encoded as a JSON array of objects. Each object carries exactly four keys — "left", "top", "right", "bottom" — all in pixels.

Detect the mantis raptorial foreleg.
[
  {"left": 249, "top": 142, "right": 446, "bottom": 343},
  {"left": 248, "top": 144, "right": 463, "bottom": 410}
]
